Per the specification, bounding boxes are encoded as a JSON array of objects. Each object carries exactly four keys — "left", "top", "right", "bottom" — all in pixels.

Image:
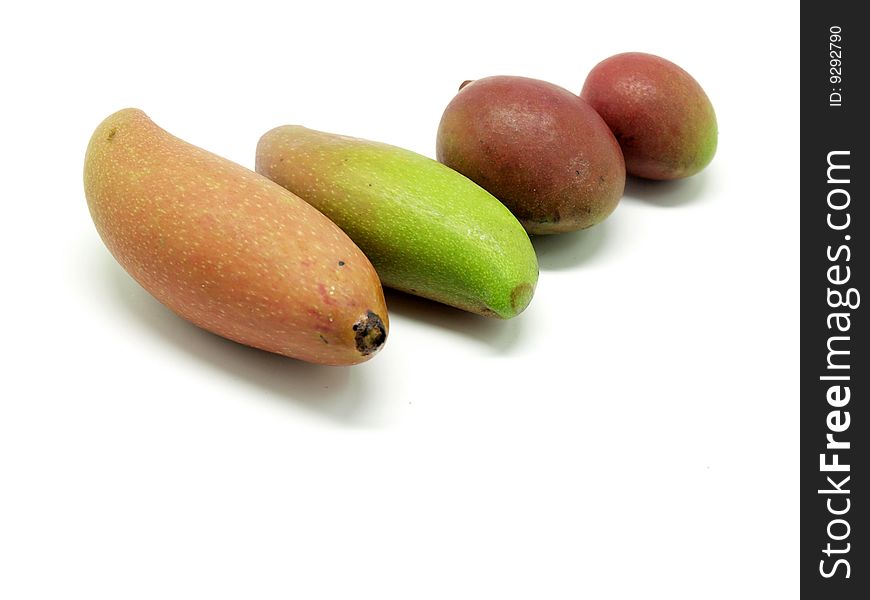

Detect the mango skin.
[
  {"left": 256, "top": 126, "right": 539, "bottom": 319},
  {"left": 580, "top": 52, "right": 718, "bottom": 180},
  {"left": 84, "top": 109, "right": 388, "bottom": 365},
  {"left": 436, "top": 76, "right": 626, "bottom": 234}
]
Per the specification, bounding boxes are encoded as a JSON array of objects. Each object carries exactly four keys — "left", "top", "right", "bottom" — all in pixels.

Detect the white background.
[{"left": 1, "top": 1, "right": 799, "bottom": 598}]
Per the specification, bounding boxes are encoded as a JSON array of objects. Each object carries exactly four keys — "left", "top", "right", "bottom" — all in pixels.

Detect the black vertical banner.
[{"left": 801, "top": 4, "right": 868, "bottom": 598}]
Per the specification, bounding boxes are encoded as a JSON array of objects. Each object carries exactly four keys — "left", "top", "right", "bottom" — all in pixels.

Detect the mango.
[
  {"left": 84, "top": 109, "right": 388, "bottom": 365},
  {"left": 256, "top": 126, "right": 538, "bottom": 319},
  {"left": 580, "top": 52, "right": 717, "bottom": 180},
  {"left": 436, "top": 76, "right": 625, "bottom": 234}
]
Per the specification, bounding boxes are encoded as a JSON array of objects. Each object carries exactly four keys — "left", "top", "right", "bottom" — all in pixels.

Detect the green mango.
[{"left": 256, "top": 127, "right": 539, "bottom": 318}]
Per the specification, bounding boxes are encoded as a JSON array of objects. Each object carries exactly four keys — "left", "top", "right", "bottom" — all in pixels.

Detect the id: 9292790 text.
[{"left": 829, "top": 26, "right": 843, "bottom": 107}]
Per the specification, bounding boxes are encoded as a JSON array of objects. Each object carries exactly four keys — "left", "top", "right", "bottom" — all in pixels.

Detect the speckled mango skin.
[
  {"left": 84, "top": 109, "right": 388, "bottom": 365},
  {"left": 581, "top": 52, "right": 718, "bottom": 180},
  {"left": 436, "top": 76, "right": 625, "bottom": 235},
  {"left": 256, "top": 126, "right": 538, "bottom": 319}
]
